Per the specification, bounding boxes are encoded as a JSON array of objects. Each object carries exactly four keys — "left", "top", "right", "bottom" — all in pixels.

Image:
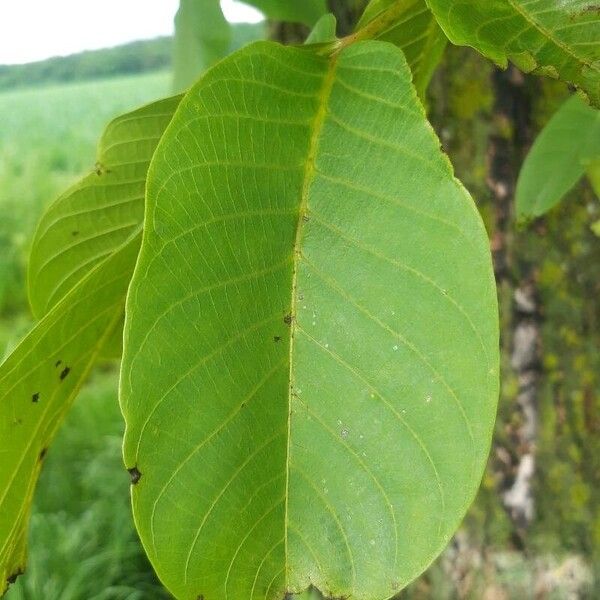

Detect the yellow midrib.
[{"left": 283, "top": 52, "right": 340, "bottom": 589}]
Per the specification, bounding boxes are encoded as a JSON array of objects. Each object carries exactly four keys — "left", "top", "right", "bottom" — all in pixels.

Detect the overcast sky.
[{"left": 0, "top": 0, "right": 263, "bottom": 65}]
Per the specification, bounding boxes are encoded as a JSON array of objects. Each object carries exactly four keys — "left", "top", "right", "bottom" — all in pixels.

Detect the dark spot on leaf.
[
  {"left": 7, "top": 568, "right": 23, "bottom": 585},
  {"left": 196, "top": 595, "right": 205, "bottom": 600},
  {"left": 302, "top": 213, "right": 310, "bottom": 222},
  {"left": 31, "top": 392, "right": 40, "bottom": 403},
  {"left": 55, "top": 359, "right": 62, "bottom": 367},
  {"left": 283, "top": 314, "right": 293, "bottom": 326},
  {"left": 39, "top": 447, "right": 48, "bottom": 461},
  {"left": 71, "top": 231, "right": 79, "bottom": 236},
  {"left": 94, "top": 162, "right": 111, "bottom": 176},
  {"left": 274, "top": 335, "right": 282, "bottom": 342},
  {"left": 128, "top": 466, "right": 142, "bottom": 484},
  {"left": 59, "top": 366, "right": 71, "bottom": 380}
]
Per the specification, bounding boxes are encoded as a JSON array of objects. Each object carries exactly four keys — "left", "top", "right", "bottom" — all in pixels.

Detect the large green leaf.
[
  {"left": 28, "top": 95, "right": 181, "bottom": 321},
  {"left": 121, "top": 40, "right": 498, "bottom": 599},
  {"left": 245, "top": 0, "right": 326, "bottom": 26},
  {"left": 173, "top": 0, "right": 232, "bottom": 92},
  {"left": 356, "top": 0, "right": 447, "bottom": 97},
  {"left": 0, "top": 237, "right": 139, "bottom": 594},
  {"left": 425, "top": 0, "right": 600, "bottom": 106},
  {"left": 516, "top": 95, "right": 600, "bottom": 218}
]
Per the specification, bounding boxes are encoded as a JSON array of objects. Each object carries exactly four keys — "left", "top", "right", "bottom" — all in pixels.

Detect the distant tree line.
[{"left": 0, "top": 23, "right": 264, "bottom": 91}]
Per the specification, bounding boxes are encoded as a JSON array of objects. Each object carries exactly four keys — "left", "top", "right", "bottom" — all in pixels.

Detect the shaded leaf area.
[
  {"left": 28, "top": 95, "right": 181, "bottom": 320},
  {"left": 0, "top": 237, "right": 138, "bottom": 595},
  {"left": 425, "top": 0, "right": 600, "bottom": 106},
  {"left": 121, "top": 40, "right": 498, "bottom": 600},
  {"left": 517, "top": 95, "right": 600, "bottom": 218},
  {"left": 356, "top": 0, "right": 447, "bottom": 98}
]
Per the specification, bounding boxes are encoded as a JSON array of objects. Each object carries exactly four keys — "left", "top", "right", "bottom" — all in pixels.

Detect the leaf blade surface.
[
  {"left": 426, "top": 0, "right": 600, "bottom": 105},
  {"left": 516, "top": 95, "right": 600, "bottom": 218},
  {"left": 121, "top": 40, "right": 499, "bottom": 600}
]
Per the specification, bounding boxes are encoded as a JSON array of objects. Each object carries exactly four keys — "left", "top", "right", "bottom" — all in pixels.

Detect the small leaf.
[
  {"left": 173, "top": 0, "right": 232, "bottom": 92},
  {"left": 516, "top": 95, "right": 600, "bottom": 219},
  {"left": 425, "top": 0, "right": 600, "bottom": 106},
  {"left": 122, "top": 40, "right": 498, "bottom": 599},
  {"left": 305, "top": 13, "right": 337, "bottom": 45},
  {"left": 356, "top": 0, "right": 447, "bottom": 98},
  {"left": 0, "top": 237, "right": 139, "bottom": 594}
]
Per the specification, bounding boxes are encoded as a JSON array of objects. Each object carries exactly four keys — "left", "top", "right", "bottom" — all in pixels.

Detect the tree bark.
[{"left": 488, "top": 66, "right": 541, "bottom": 540}]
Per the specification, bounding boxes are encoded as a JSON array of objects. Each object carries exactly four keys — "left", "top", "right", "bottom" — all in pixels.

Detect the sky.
[{"left": 0, "top": 0, "right": 263, "bottom": 65}]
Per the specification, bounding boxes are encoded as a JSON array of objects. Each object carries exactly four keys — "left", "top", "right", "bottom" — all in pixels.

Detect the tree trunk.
[{"left": 488, "top": 66, "right": 541, "bottom": 540}]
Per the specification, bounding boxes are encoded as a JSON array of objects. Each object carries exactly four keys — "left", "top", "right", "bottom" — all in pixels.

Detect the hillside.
[{"left": 0, "top": 23, "right": 264, "bottom": 91}]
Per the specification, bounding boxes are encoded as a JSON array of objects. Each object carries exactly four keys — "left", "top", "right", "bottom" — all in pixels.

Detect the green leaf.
[
  {"left": 245, "top": 0, "right": 326, "bottom": 26},
  {"left": 305, "top": 13, "right": 337, "bottom": 45},
  {"left": 425, "top": 0, "right": 600, "bottom": 106},
  {"left": 121, "top": 40, "right": 498, "bottom": 599},
  {"left": 0, "top": 236, "right": 139, "bottom": 594},
  {"left": 587, "top": 158, "right": 600, "bottom": 196},
  {"left": 516, "top": 95, "right": 600, "bottom": 219},
  {"left": 356, "top": 0, "right": 447, "bottom": 98},
  {"left": 173, "top": 0, "right": 232, "bottom": 92},
  {"left": 0, "top": 95, "right": 182, "bottom": 590},
  {"left": 28, "top": 95, "right": 181, "bottom": 325}
]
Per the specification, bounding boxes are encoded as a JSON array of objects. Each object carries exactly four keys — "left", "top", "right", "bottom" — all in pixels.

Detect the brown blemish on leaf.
[
  {"left": 94, "top": 162, "right": 111, "bottom": 176},
  {"left": 128, "top": 466, "right": 142, "bottom": 484},
  {"left": 274, "top": 335, "right": 282, "bottom": 342},
  {"left": 59, "top": 366, "right": 71, "bottom": 380},
  {"left": 55, "top": 360, "right": 62, "bottom": 367},
  {"left": 39, "top": 447, "right": 48, "bottom": 461},
  {"left": 283, "top": 314, "right": 293, "bottom": 326},
  {"left": 71, "top": 231, "right": 79, "bottom": 236},
  {"left": 6, "top": 568, "right": 23, "bottom": 585},
  {"left": 31, "top": 392, "right": 40, "bottom": 403}
]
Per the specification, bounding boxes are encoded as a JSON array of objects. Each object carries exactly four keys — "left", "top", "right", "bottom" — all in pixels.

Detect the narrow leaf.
[
  {"left": 122, "top": 40, "right": 498, "bottom": 599},
  {"left": 425, "top": 0, "right": 600, "bottom": 106},
  {"left": 516, "top": 95, "right": 600, "bottom": 218},
  {"left": 0, "top": 237, "right": 139, "bottom": 594},
  {"left": 356, "top": 0, "right": 447, "bottom": 98}
]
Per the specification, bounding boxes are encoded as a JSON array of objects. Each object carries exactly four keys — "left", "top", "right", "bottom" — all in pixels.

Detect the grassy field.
[{"left": 0, "top": 71, "right": 171, "bottom": 599}]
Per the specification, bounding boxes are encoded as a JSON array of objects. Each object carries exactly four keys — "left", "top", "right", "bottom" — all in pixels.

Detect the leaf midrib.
[{"left": 284, "top": 52, "right": 339, "bottom": 587}]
